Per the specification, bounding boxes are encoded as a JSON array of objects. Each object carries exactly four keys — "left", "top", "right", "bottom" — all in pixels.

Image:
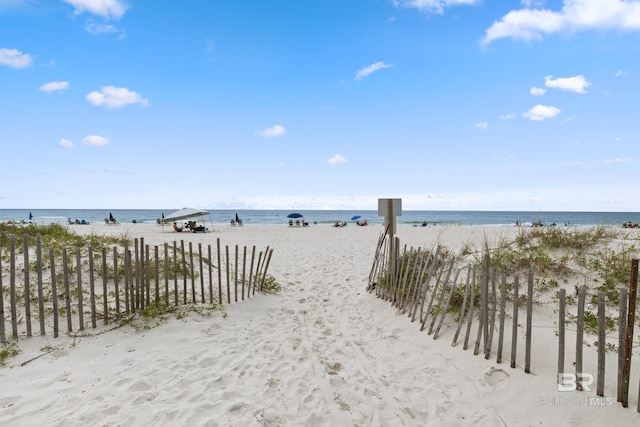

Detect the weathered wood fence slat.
[
  {"left": 0, "top": 234, "right": 274, "bottom": 344},
  {"left": 367, "top": 232, "right": 640, "bottom": 412}
]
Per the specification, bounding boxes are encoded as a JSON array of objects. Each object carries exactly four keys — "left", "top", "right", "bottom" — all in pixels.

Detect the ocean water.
[{"left": 1, "top": 209, "right": 639, "bottom": 227}]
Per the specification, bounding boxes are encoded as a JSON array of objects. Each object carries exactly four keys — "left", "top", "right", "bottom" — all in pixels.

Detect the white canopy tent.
[
  {"left": 162, "top": 208, "right": 213, "bottom": 232},
  {"left": 163, "top": 208, "right": 210, "bottom": 222}
]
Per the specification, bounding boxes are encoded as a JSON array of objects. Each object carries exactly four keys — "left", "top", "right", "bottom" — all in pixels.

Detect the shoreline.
[{"left": 2, "top": 208, "right": 640, "bottom": 228}]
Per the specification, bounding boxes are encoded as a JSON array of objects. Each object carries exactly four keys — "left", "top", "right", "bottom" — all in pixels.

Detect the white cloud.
[
  {"left": 475, "top": 121, "right": 489, "bottom": 129},
  {"left": 393, "top": 0, "right": 481, "bottom": 14},
  {"left": 59, "top": 138, "right": 74, "bottom": 148},
  {"left": 530, "top": 86, "right": 546, "bottom": 95},
  {"left": 499, "top": 112, "right": 517, "bottom": 120},
  {"left": 483, "top": 0, "right": 640, "bottom": 44},
  {"left": 39, "top": 81, "right": 70, "bottom": 93},
  {"left": 86, "top": 86, "right": 149, "bottom": 108},
  {"left": 355, "top": 62, "right": 392, "bottom": 80},
  {"left": 256, "top": 125, "right": 287, "bottom": 139},
  {"left": 326, "top": 154, "right": 347, "bottom": 165},
  {"left": 62, "top": 0, "right": 128, "bottom": 19},
  {"left": 545, "top": 75, "right": 591, "bottom": 93},
  {"left": 81, "top": 135, "right": 110, "bottom": 146},
  {"left": 0, "top": 47, "right": 32, "bottom": 69},
  {"left": 84, "top": 20, "right": 124, "bottom": 38},
  {"left": 522, "top": 104, "right": 562, "bottom": 121}
]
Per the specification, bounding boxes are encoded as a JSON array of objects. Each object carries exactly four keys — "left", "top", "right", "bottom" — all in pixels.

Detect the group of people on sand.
[
  {"left": 173, "top": 221, "right": 206, "bottom": 233},
  {"left": 333, "top": 219, "right": 368, "bottom": 227},
  {"left": 623, "top": 221, "right": 639, "bottom": 228},
  {"left": 515, "top": 220, "right": 561, "bottom": 227},
  {"left": 68, "top": 218, "right": 89, "bottom": 225}
]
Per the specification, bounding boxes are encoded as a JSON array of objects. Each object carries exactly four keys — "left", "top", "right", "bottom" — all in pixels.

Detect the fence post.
[
  {"left": 145, "top": 244, "right": 151, "bottom": 306},
  {"left": 113, "top": 246, "right": 120, "bottom": 314},
  {"left": 248, "top": 245, "right": 256, "bottom": 297},
  {"left": 242, "top": 246, "right": 247, "bottom": 301},
  {"left": 0, "top": 244, "right": 5, "bottom": 343},
  {"left": 155, "top": 245, "right": 160, "bottom": 304},
  {"left": 102, "top": 247, "right": 108, "bottom": 324},
  {"left": 525, "top": 271, "right": 534, "bottom": 373},
  {"left": 510, "top": 276, "right": 519, "bottom": 369},
  {"left": 165, "top": 243, "right": 170, "bottom": 305},
  {"left": 259, "top": 249, "right": 273, "bottom": 291},
  {"left": 62, "top": 248, "right": 72, "bottom": 333},
  {"left": 123, "top": 240, "right": 131, "bottom": 313},
  {"left": 225, "top": 245, "right": 231, "bottom": 303},
  {"left": 207, "top": 244, "right": 213, "bottom": 304},
  {"left": 9, "top": 236, "right": 17, "bottom": 337},
  {"left": 576, "top": 285, "right": 586, "bottom": 391},
  {"left": 23, "top": 234, "right": 32, "bottom": 337},
  {"left": 621, "top": 258, "right": 638, "bottom": 407},
  {"left": 618, "top": 288, "right": 628, "bottom": 402},
  {"left": 198, "top": 243, "right": 204, "bottom": 303},
  {"left": 234, "top": 244, "right": 239, "bottom": 302},
  {"left": 88, "top": 246, "right": 96, "bottom": 329},
  {"left": 134, "top": 238, "right": 140, "bottom": 309},
  {"left": 188, "top": 242, "right": 195, "bottom": 303},
  {"left": 597, "top": 291, "right": 606, "bottom": 396},
  {"left": 36, "top": 235, "right": 45, "bottom": 336},
  {"left": 481, "top": 254, "right": 490, "bottom": 358},
  {"left": 487, "top": 268, "right": 497, "bottom": 360},
  {"left": 496, "top": 273, "right": 507, "bottom": 364},
  {"left": 216, "top": 238, "right": 222, "bottom": 303},
  {"left": 75, "top": 247, "right": 84, "bottom": 331},
  {"left": 173, "top": 241, "right": 179, "bottom": 306},
  {"left": 49, "top": 248, "right": 59, "bottom": 338},
  {"left": 558, "top": 288, "right": 566, "bottom": 384},
  {"left": 181, "top": 240, "right": 187, "bottom": 305}
]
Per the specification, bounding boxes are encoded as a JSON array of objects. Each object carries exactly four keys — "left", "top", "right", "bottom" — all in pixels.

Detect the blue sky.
[{"left": 1, "top": 0, "right": 639, "bottom": 211}]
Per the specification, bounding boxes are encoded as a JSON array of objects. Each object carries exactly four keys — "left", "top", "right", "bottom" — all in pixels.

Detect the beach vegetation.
[
  {"left": 124, "top": 299, "right": 223, "bottom": 330},
  {"left": 0, "top": 223, "right": 121, "bottom": 255},
  {"left": 257, "top": 274, "right": 282, "bottom": 293},
  {"left": 582, "top": 310, "right": 617, "bottom": 335},
  {"left": 373, "top": 225, "right": 640, "bottom": 330},
  {"left": 0, "top": 340, "right": 21, "bottom": 366}
]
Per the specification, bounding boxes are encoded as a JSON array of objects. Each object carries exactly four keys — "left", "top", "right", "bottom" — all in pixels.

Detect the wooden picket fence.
[
  {"left": 367, "top": 233, "right": 640, "bottom": 412},
  {"left": 0, "top": 233, "right": 274, "bottom": 343}
]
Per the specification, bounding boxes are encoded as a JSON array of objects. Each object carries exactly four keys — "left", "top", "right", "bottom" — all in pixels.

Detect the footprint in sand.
[{"left": 483, "top": 367, "right": 510, "bottom": 390}]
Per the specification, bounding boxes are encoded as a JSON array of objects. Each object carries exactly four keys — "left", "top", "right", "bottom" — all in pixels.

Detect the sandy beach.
[{"left": 1, "top": 222, "right": 639, "bottom": 426}]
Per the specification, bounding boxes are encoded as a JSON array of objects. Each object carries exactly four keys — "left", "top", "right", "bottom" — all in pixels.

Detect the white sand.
[{"left": 1, "top": 223, "right": 639, "bottom": 426}]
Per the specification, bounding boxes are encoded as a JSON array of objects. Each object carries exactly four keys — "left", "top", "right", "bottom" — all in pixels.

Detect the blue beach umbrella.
[
  {"left": 287, "top": 213, "right": 303, "bottom": 219},
  {"left": 351, "top": 215, "right": 361, "bottom": 221}
]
